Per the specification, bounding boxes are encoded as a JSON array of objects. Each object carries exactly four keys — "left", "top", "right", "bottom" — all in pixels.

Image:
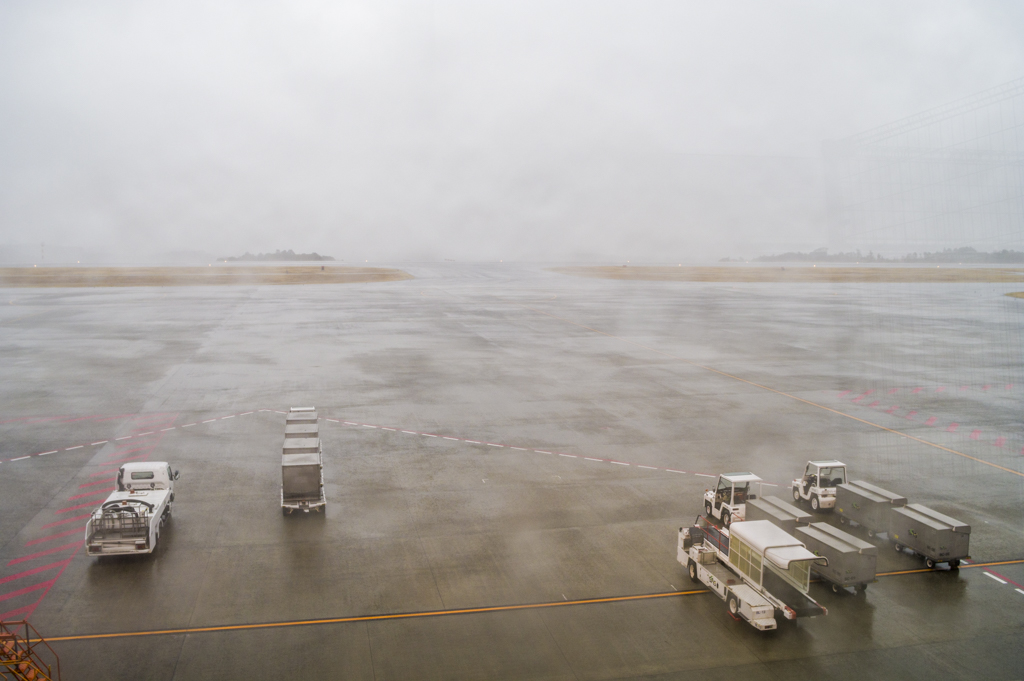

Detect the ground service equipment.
[
  {"left": 834, "top": 480, "right": 906, "bottom": 537},
  {"left": 284, "top": 423, "right": 318, "bottom": 439},
  {"left": 745, "top": 496, "right": 811, "bottom": 534},
  {"left": 703, "top": 473, "right": 761, "bottom": 527},
  {"left": 86, "top": 462, "right": 179, "bottom": 556},
  {"left": 889, "top": 504, "right": 970, "bottom": 568},
  {"left": 795, "top": 522, "right": 877, "bottom": 593},
  {"left": 679, "top": 517, "right": 828, "bottom": 631},
  {"left": 792, "top": 460, "right": 847, "bottom": 510},
  {"left": 281, "top": 408, "right": 325, "bottom": 514}
]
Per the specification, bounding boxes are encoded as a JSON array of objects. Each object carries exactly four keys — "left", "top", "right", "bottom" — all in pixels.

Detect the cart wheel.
[
  {"left": 950, "top": 559, "right": 961, "bottom": 569},
  {"left": 727, "top": 594, "right": 740, "bottom": 616},
  {"left": 810, "top": 496, "right": 819, "bottom": 511},
  {"left": 838, "top": 515, "right": 847, "bottom": 525},
  {"left": 792, "top": 488, "right": 801, "bottom": 502},
  {"left": 894, "top": 543, "right": 902, "bottom": 552},
  {"left": 925, "top": 558, "right": 936, "bottom": 569},
  {"left": 722, "top": 512, "right": 731, "bottom": 527},
  {"left": 855, "top": 583, "right": 868, "bottom": 594},
  {"left": 831, "top": 583, "right": 840, "bottom": 594},
  {"left": 867, "top": 529, "right": 875, "bottom": 538},
  {"left": 688, "top": 560, "right": 698, "bottom": 583}
]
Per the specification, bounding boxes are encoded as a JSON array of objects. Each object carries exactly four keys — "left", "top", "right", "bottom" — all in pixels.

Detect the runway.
[{"left": 1, "top": 263, "right": 1022, "bottom": 680}]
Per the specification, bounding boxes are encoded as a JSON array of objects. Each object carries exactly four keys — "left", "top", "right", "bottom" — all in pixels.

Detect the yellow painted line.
[
  {"left": 45, "top": 590, "right": 707, "bottom": 642},
  {"left": 517, "top": 304, "right": 1024, "bottom": 479},
  {"left": 43, "top": 559, "right": 1024, "bottom": 643}
]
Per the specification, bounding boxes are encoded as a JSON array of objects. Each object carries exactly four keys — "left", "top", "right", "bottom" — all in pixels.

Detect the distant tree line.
[
  {"left": 221, "top": 249, "right": 336, "bottom": 262},
  {"left": 749, "top": 247, "right": 1024, "bottom": 264}
]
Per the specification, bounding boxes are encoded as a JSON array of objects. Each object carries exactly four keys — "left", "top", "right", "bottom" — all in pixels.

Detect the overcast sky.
[{"left": 1, "top": 1, "right": 1022, "bottom": 263}]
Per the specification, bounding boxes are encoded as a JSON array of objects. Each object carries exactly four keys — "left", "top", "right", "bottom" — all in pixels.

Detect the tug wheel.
[
  {"left": 722, "top": 512, "right": 731, "bottom": 527},
  {"left": 810, "top": 495, "right": 820, "bottom": 511},
  {"left": 792, "top": 488, "right": 801, "bottom": 502},
  {"left": 705, "top": 502, "right": 712, "bottom": 517}
]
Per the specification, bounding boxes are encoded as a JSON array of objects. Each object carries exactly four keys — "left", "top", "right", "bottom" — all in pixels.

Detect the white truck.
[
  {"left": 703, "top": 472, "right": 761, "bottom": 527},
  {"left": 678, "top": 516, "right": 828, "bottom": 631},
  {"left": 791, "top": 460, "right": 847, "bottom": 510},
  {"left": 85, "top": 462, "right": 179, "bottom": 556}
]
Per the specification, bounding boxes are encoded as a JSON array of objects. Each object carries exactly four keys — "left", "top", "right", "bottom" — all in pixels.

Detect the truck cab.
[
  {"left": 703, "top": 472, "right": 761, "bottom": 527},
  {"left": 792, "top": 460, "right": 846, "bottom": 510}
]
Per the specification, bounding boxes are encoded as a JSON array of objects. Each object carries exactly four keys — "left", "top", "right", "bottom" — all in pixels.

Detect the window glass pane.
[{"left": 130, "top": 471, "right": 155, "bottom": 480}]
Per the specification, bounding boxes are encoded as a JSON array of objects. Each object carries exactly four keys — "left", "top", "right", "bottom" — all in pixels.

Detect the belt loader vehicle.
[
  {"left": 890, "top": 504, "right": 970, "bottom": 569},
  {"left": 791, "top": 460, "right": 847, "bottom": 510},
  {"left": 86, "top": 462, "right": 180, "bottom": 556},
  {"left": 281, "top": 408, "right": 326, "bottom": 515},
  {"left": 703, "top": 472, "right": 761, "bottom": 527},
  {"left": 678, "top": 517, "right": 828, "bottom": 631}
]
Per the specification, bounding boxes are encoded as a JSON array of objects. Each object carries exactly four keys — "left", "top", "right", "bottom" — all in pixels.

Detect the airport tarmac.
[{"left": 1, "top": 263, "right": 1022, "bottom": 680}]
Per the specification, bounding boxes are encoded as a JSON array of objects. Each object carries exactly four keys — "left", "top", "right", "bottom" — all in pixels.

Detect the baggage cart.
[
  {"left": 285, "top": 423, "right": 319, "bottom": 439},
  {"left": 889, "top": 503, "right": 970, "bottom": 568},
  {"left": 745, "top": 496, "right": 811, "bottom": 535},
  {"left": 796, "top": 522, "right": 877, "bottom": 593},
  {"left": 286, "top": 407, "right": 318, "bottom": 426},
  {"left": 281, "top": 451, "right": 325, "bottom": 514},
  {"left": 283, "top": 437, "right": 321, "bottom": 457},
  {"left": 834, "top": 480, "right": 906, "bottom": 537}
]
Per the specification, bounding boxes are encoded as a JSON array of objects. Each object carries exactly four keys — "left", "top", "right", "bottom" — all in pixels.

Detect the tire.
[
  {"left": 810, "top": 495, "right": 819, "bottom": 511},
  {"left": 705, "top": 502, "right": 712, "bottom": 517},
  {"left": 925, "top": 558, "right": 936, "bottom": 569},
  {"left": 894, "top": 543, "right": 902, "bottom": 552},
  {"left": 688, "top": 560, "right": 699, "bottom": 583},
  {"left": 831, "top": 583, "right": 840, "bottom": 594},
  {"left": 855, "top": 583, "right": 868, "bottom": 593},
  {"left": 793, "top": 488, "right": 801, "bottom": 502},
  {"left": 867, "top": 529, "right": 875, "bottom": 538},
  {"left": 727, "top": 594, "right": 740, "bottom": 616},
  {"left": 950, "top": 559, "right": 961, "bottom": 569},
  {"left": 838, "top": 515, "right": 847, "bottom": 525},
  {"left": 722, "top": 512, "right": 731, "bottom": 527}
]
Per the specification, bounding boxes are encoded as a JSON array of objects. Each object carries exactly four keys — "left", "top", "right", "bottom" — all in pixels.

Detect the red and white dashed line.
[
  {"left": 1016, "top": 589, "right": 1024, "bottom": 596},
  {"left": 985, "top": 573, "right": 1008, "bottom": 584},
  {"left": 114, "top": 436, "right": 131, "bottom": 441},
  {"left": 64, "top": 446, "right": 82, "bottom": 451}
]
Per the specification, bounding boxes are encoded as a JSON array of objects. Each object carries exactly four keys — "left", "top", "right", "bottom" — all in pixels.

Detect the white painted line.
[
  {"left": 584, "top": 457, "right": 603, "bottom": 462},
  {"left": 444, "top": 437, "right": 459, "bottom": 441},
  {"left": 556, "top": 453, "right": 574, "bottom": 458},
  {"left": 465, "top": 440, "right": 481, "bottom": 444},
  {"left": 11, "top": 456, "right": 29, "bottom": 461},
  {"left": 362, "top": 425, "right": 377, "bottom": 429},
  {"left": 422, "top": 434, "right": 437, "bottom": 438},
  {"left": 402, "top": 431, "right": 417, "bottom": 435},
  {"left": 182, "top": 424, "right": 196, "bottom": 428},
  {"left": 91, "top": 441, "right": 107, "bottom": 446},
  {"left": 666, "top": 469, "right": 686, "bottom": 474},
  {"left": 137, "top": 432, "right": 154, "bottom": 436},
  {"left": 762, "top": 483, "right": 778, "bottom": 487},
  {"left": 694, "top": 473, "right": 715, "bottom": 478},
  {"left": 611, "top": 461, "right": 629, "bottom": 466},
  {"left": 382, "top": 427, "right": 396, "bottom": 431},
  {"left": 160, "top": 427, "right": 175, "bottom": 432},
  {"left": 202, "top": 419, "right": 216, "bottom": 423},
  {"left": 240, "top": 412, "right": 253, "bottom": 416},
  {"left": 65, "top": 446, "right": 83, "bottom": 451},
  {"left": 274, "top": 411, "right": 286, "bottom": 414},
  {"left": 984, "top": 573, "right": 1008, "bottom": 584},
  {"left": 115, "top": 436, "right": 131, "bottom": 441},
  {"left": 221, "top": 416, "right": 235, "bottom": 420},
  {"left": 344, "top": 422, "right": 357, "bottom": 426},
  {"left": 1016, "top": 588, "right": 1024, "bottom": 596},
  {"left": 487, "top": 443, "right": 504, "bottom": 448},
  {"left": 638, "top": 465, "right": 657, "bottom": 470},
  {"left": 38, "top": 451, "right": 58, "bottom": 456},
  {"left": 326, "top": 419, "right": 339, "bottom": 422},
  {"left": 511, "top": 447, "right": 527, "bottom": 451}
]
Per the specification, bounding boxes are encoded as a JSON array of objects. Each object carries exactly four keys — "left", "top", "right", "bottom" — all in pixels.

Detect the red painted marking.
[
  {"left": 947, "top": 423, "right": 959, "bottom": 432},
  {"left": 970, "top": 430, "right": 981, "bottom": 440},
  {"left": 1020, "top": 446, "right": 1024, "bottom": 456},
  {"left": 983, "top": 385, "right": 991, "bottom": 391},
  {"left": 40, "top": 514, "right": 92, "bottom": 530},
  {"left": 25, "top": 528, "right": 84, "bottom": 546},
  {"left": 985, "top": 569, "right": 1024, "bottom": 590},
  {"left": 55, "top": 500, "right": 101, "bottom": 515},
  {"left": 911, "top": 387, "right": 923, "bottom": 394},
  {"left": 67, "top": 488, "right": 112, "bottom": 501},
  {"left": 959, "top": 386, "right": 968, "bottom": 391},
  {"left": 79, "top": 477, "right": 115, "bottom": 488},
  {"left": 867, "top": 400, "right": 880, "bottom": 408},
  {"left": 0, "top": 559, "right": 72, "bottom": 587},
  {"left": 90, "top": 468, "right": 123, "bottom": 477},
  {"left": 994, "top": 437, "right": 1006, "bottom": 447},
  {"left": 0, "top": 603, "right": 35, "bottom": 621},
  {"left": 0, "top": 576, "right": 57, "bottom": 603},
  {"left": 103, "top": 452, "right": 150, "bottom": 465},
  {"left": 1007, "top": 384, "right": 1013, "bottom": 390},
  {"left": 0, "top": 562, "right": 71, "bottom": 620},
  {"left": 886, "top": 405, "right": 899, "bottom": 414},
  {"left": 852, "top": 390, "right": 874, "bottom": 403},
  {"left": 837, "top": 390, "right": 850, "bottom": 398},
  {"left": 905, "top": 411, "right": 917, "bottom": 420},
  {"left": 104, "top": 444, "right": 154, "bottom": 461},
  {"left": 925, "top": 417, "right": 937, "bottom": 426},
  {"left": 936, "top": 386, "right": 945, "bottom": 392},
  {"left": 888, "top": 388, "right": 898, "bottom": 394},
  {"left": 7, "top": 542, "right": 83, "bottom": 567}
]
